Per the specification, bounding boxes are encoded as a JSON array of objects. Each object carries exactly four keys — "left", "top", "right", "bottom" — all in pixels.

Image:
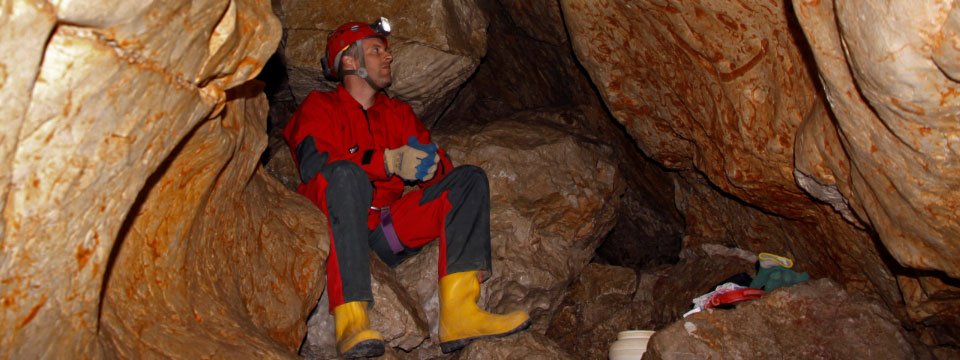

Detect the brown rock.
[
  {"left": 791, "top": 0, "right": 960, "bottom": 278},
  {"left": 633, "top": 245, "right": 757, "bottom": 330},
  {"left": 560, "top": 0, "right": 823, "bottom": 218},
  {"left": 392, "top": 111, "right": 624, "bottom": 350},
  {"left": 274, "top": 0, "right": 488, "bottom": 124},
  {"left": 0, "top": 0, "right": 282, "bottom": 357},
  {"left": 645, "top": 279, "right": 922, "bottom": 359},
  {"left": 300, "top": 257, "right": 428, "bottom": 359},
  {"left": 458, "top": 331, "right": 576, "bottom": 360},
  {"left": 546, "top": 263, "right": 638, "bottom": 360},
  {"left": 98, "top": 82, "right": 325, "bottom": 358},
  {"left": 497, "top": 0, "right": 566, "bottom": 46},
  {"left": 897, "top": 273, "right": 960, "bottom": 354}
]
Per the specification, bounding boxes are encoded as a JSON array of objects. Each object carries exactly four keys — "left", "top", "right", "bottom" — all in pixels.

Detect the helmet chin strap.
[{"left": 341, "top": 40, "right": 383, "bottom": 91}]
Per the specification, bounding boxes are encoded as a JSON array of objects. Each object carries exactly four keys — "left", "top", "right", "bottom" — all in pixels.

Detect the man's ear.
[{"left": 341, "top": 55, "right": 357, "bottom": 71}]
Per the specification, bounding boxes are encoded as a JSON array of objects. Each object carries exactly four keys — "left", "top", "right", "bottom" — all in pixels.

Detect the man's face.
[{"left": 360, "top": 37, "right": 392, "bottom": 88}]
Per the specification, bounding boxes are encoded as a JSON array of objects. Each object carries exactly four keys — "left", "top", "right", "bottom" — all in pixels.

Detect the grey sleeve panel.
[{"left": 295, "top": 136, "right": 330, "bottom": 184}]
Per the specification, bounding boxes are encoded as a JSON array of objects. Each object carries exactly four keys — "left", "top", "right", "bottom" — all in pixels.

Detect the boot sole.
[
  {"left": 341, "top": 339, "right": 385, "bottom": 359},
  {"left": 439, "top": 319, "right": 532, "bottom": 354}
]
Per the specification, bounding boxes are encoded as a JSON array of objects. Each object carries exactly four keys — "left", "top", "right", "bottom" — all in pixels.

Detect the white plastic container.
[{"left": 609, "top": 330, "right": 655, "bottom": 360}]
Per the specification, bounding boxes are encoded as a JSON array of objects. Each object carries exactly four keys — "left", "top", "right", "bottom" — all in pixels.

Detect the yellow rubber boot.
[
  {"left": 334, "top": 301, "right": 385, "bottom": 358},
  {"left": 438, "top": 271, "right": 531, "bottom": 353}
]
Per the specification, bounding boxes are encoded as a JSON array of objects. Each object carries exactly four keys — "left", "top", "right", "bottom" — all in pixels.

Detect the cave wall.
[
  {"left": 791, "top": 0, "right": 960, "bottom": 278},
  {"left": 3, "top": 0, "right": 959, "bottom": 357},
  {"left": 98, "top": 82, "right": 327, "bottom": 358},
  {"left": 0, "top": 0, "right": 323, "bottom": 357},
  {"left": 559, "top": 0, "right": 960, "bottom": 351}
]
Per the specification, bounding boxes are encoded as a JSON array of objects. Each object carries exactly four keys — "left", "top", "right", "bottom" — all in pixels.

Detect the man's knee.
[
  {"left": 325, "top": 161, "right": 368, "bottom": 184},
  {"left": 324, "top": 161, "right": 372, "bottom": 200}
]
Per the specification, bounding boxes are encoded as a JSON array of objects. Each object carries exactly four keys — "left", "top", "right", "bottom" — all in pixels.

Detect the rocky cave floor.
[
  {"left": 6, "top": 0, "right": 960, "bottom": 359},
  {"left": 252, "top": 1, "right": 958, "bottom": 359}
]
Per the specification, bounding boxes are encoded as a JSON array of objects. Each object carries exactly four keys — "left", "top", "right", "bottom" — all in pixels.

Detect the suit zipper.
[{"left": 361, "top": 108, "right": 372, "bottom": 136}]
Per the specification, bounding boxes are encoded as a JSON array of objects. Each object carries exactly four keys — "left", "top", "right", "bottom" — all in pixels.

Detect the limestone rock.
[
  {"left": 560, "top": 0, "right": 824, "bottom": 218},
  {"left": 632, "top": 245, "right": 757, "bottom": 330},
  {"left": 0, "top": 0, "right": 283, "bottom": 357},
  {"left": 896, "top": 273, "right": 960, "bottom": 355},
  {"left": 672, "top": 173, "right": 913, "bottom": 320},
  {"left": 274, "top": 0, "right": 488, "bottom": 124},
  {"left": 497, "top": 0, "right": 566, "bottom": 46},
  {"left": 546, "top": 263, "right": 639, "bottom": 360},
  {"left": 300, "top": 257, "right": 428, "bottom": 359},
  {"left": 791, "top": 0, "right": 960, "bottom": 278},
  {"left": 392, "top": 110, "right": 624, "bottom": 350},
  {"left": 547, "top": 246, "right": 759, "bottom": 359},
  {"left": 98, "top": 82, "right": 326, "bottom": 358},
  {"left": 645, "top": 279, "right": 921, "bottom": 359},
  {"left": 555, "top": 2, "right": 950, "bottom": 347},
  {"left": 458, "top": 331, "right": 576, "bottom": 360},
  {"left": 438, "top": 2, "right": 590, "bottom": 126}
]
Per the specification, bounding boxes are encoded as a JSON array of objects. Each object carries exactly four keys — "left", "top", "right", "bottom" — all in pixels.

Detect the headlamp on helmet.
[
  {"left": 371, "top": 17, "right": 391, "bottom": 36},
  {"left": 321, "top": 17, "right": 393, "bottom": 80}
]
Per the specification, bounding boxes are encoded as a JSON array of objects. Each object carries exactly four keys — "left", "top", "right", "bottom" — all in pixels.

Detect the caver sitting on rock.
[{"left": 283, "top": 18, "right": 531, "bottom": 358}]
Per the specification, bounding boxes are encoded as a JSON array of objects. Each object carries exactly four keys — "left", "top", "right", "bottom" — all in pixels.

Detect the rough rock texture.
[
  {"left": 99, "top": 82, "right": 326, "bottom": 358},
  {"left": 0, "top": 0, "right": 290, "bottom": 357},
  {"left": 790, "top": 1, "right": 960, "bottom": 277},
  {"left": 458, "top": 331, "right": 576, "bottom": 360},
  {"left": 438, "top": 0, "right": 584, "bottom": 125},
  {"left": 546, "top": 263, "right": 638, "bottom": 360},
  {"left": 271, "top": 0, "right": 488, "bottom": 125},
  {"left": 561, "top": 0, "right": 822, "bottom": 218},
  {"left": 645, "top": 279, "right": 923, "bottom": 359},
  {"left": 268, "top": 107, "right": 623, "bottom": 356},
  {"left": 300, "top": 257, "right": 428, "bottom": 360},
  {"left": 392, "top": 111, "right": 624, "bottom": 347},
  {"left": 547, "top": 246, "right": 756, "bottom": 359},
  {"left": 436, "top": 0, "right": 686, "bottom": 274},
  {"left": 673, "top": 174, "right": 904, "bottom": 308},
  {"left": 559, "top": 0, "right": 960, "bottom": 351},
  {"left": 896, "top": 271, "right": 960, "bottom": 359}
]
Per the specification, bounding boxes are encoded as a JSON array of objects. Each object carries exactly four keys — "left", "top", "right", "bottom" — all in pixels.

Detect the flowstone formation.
[
  {"left": 1, "top": 0, "right": 325, "bottom": 358},
  {"left": 3, "top": 0, "right": 959, "bottom": 358},
  {"left": 560, "top": 0, "right": 960, "bottom": 353}
]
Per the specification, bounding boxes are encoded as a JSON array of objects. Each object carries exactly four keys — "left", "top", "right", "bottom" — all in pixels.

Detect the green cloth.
[{"left": 750, "top": 266, "right": 810, "bottom": 291}]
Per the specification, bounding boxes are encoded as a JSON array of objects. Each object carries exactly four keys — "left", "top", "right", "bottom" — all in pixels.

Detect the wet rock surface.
[
  {"left": 4, "top": 0, "right": 960, "bottom": 357},
  {"left": 100, "top": 82, "right": 327, "bottom": 358},
  {"left": 558, "top": 0, "right": 960, "bottom": 352},
  {"left": 299, "top": 257, "right": 428, "bottom": 360},
  {"left": 1, "top": 0, "right": 288, "bottom": 357},
  {"left": 560, "top": 0, "right": 822, "bottom": 218},
  {"left": 548, "top": 246, "right": 756, "bottom": 359},
  {"left": 791, "top": 0, "right": 960, "bottom": 278},
  {"left": 646, "top": 279, "right": 924, "bottom": 359},
  {"left": 458, "top": 331, "right": 576, "bottom": 360}
]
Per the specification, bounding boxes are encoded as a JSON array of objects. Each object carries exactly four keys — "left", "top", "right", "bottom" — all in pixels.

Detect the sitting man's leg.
[
  {"left": 320, "top": 160, "right": 384, "bottom": 358},
  {"left": 370, "top": 165, "right": 531, "bottom": 353}
]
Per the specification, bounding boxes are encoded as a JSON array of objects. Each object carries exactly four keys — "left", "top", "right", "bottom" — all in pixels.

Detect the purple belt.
[{"left": 377, "top": 206, "right": 404, "bottom": 254}]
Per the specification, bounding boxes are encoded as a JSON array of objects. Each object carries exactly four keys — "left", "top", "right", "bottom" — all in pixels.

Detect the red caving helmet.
[{"left": 322, "top": 18, "right": 391, "bottom": 80}]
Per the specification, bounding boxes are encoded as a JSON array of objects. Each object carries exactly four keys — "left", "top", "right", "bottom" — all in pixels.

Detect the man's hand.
[
  {"left": 419, "top": 153, "right": 440, "bottom": 181},
  {"left": 384, "top": 145, "right": 431, "bottom": 181},
  {"left": 407, "top": 136, "right": 439, "bottom": 181}
]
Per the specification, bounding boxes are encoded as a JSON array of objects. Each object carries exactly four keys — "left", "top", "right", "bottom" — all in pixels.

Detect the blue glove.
[{"left": 407, "top": 135, "right": 439, "bottom": 181}]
